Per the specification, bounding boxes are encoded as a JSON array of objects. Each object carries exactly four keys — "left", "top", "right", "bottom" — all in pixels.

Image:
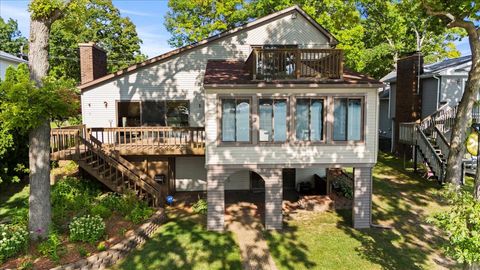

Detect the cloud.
[{"left": 119, "top": 8, "right": 154, "bottom": 17}]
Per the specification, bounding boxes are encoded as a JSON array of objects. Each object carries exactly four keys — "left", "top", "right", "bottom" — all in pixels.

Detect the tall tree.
[
  {"left": 423, "top": 0, "right": 480, "bottom": 194},
  {"left": 0, "top": 17, "right": 28, "bottom": 55},
  {"left": 164, "top": 0, "right": 462, "bottom": 79},
  {"left": 358, "top": 0, "right": 461, "bottom": 78},
  {"left": 49, "top": 0, "right": 146, "bottom": 82},
  {"left": 27, "top": 0, "right": 72, "bottom": 240}
]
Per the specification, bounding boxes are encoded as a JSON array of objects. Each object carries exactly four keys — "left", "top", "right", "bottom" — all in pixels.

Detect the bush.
[
  {"left": 192, "top": 199, "right": 208, "bottom": 215},
  {"left": 98, "top": 193, "right": 130, "bottom": 215},
  {"left": 91, "top": 204, "right": 111, "bottom": 219},
  {"left": 126, "top": 203, "right": 154, "bottom": 224},
  {"left": 38, "top": 230, "right": 63, "bottom": 262},
  {"left": 10, "top": 207, "right": 28, "bottom": 227},
  {"left": 51, "top": 177, "right": 100, "bottom": 228},
  {"left": 69, "top": 215, "right": 105, "bottom": 243},
  {"left": 333, "top": 175, "right": 353, "bottom": 199},
  {"left": 0, "top": 224, "right": 29, "bottom": 263}
]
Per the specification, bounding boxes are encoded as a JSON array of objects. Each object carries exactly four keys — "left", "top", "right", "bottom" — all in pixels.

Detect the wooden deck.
[{"left": 51, "top": 125, "right": 205, "bottom": 158}]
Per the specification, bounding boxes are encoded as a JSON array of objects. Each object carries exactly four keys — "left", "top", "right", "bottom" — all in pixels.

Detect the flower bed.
[{"left": 0, "top": 177, "right": 157, "bottom": 270}]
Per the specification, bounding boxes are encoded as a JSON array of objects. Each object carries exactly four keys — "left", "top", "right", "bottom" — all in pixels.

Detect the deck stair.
[
  {"left": 399, "top": 104, "right": 458, "bottom": 183},
  {"left": 50, "top": 125, "right": 162, "bottom": 206}
]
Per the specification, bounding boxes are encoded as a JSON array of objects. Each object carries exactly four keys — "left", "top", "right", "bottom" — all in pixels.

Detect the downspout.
[{"left": 433, "top": 75, "right": 441, "bottom": 110}]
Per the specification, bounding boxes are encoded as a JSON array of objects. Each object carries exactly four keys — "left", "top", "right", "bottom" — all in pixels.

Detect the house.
[
  {"left": 379, "top": 54, "right": 473, "bottom": 153},
  {"left": 50, "top": 6, "right": 382, "bottom": 231},
  {"left": 0, "top": 50, "right": 27, "bottom": 80}
]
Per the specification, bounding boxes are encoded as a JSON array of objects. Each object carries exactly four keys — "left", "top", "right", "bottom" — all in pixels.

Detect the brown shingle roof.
[{"left": 203, "top": 60, "right": 383, "bottom": 87}]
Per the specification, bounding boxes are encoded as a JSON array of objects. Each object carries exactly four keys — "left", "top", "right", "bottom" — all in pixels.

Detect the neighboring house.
[
  {"left": 0, "top": 51, "right": 27, "bottom": 80},
  {"left": 379, "top": 54, "right": 473, "bottom": 153},
  {"left": 51, "top": 6, "right": 382, "bottom": 231}
]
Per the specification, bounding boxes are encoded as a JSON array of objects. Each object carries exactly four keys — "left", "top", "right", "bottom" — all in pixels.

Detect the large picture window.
[
  {"left": 221, "top": 98, "right": 251, "bottom": 142},
  {"left": 295, "top": 98, "right": 324, "bottom": 141},
  {"left": 333, "top": 98, "right": 363, "bottom": 141},
  {"left": 117, "top": 100, "right": 189, "bottom": 127},
  {"left": 259, "top": 99, "right": 287, "bottom": 142}
]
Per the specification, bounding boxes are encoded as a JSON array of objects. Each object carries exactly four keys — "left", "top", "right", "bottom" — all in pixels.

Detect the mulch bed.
[{"left": 0, "top": 213, "right": 140, "bottom": 270}]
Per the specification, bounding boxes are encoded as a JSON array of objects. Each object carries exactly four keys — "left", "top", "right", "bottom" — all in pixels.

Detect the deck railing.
[
  {"left": 250, "top": 48, "right": 343, "bottom": 80},
  {"left": 88, "top": 126, "right": 206, "bottom": 152},
  {"left": 417, "top": 127, "right": 445, "bottom": 182},
  {"left": 398, "top": 122, "right": 417, "bottom": 145},
  {"left": 50, "top": 125, "right": 86, "bottom": 159}
]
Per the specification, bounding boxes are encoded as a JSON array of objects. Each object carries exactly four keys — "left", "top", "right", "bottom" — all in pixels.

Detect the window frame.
[
  {"left": 257, "top": 97, "right": 290, "bottom": 144},
  {"left": 218, "top": 96, "right": 253, "bottom": 145},
  {"left": 292, "top": 96, "right": 327, "bottom": 144},
  {"left": 115, "top": 100, "right": 190, "bottom": 127},
  {"left": 331, "top": 96, "right": 365, "bottom": 143}
]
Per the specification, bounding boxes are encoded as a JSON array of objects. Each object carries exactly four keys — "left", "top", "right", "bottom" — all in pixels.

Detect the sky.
[
  {"left": 0, "top": 0, "right": 473, "bottom": 58},
  {"left": 0, "top": 0, "right": 173, "bottom": 57}
]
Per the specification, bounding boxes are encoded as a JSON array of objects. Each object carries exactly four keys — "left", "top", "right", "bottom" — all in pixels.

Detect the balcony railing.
[
  {"left": 51, "top": 126, "right": 206, "bottom": 157},
  {"left": 248, "top": 48, "right": 343, "bottom": 81}
]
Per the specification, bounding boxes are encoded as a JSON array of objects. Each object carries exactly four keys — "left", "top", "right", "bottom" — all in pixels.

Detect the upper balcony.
[{"left": 246, "top": 48, "right": 344, "bottom": 81}]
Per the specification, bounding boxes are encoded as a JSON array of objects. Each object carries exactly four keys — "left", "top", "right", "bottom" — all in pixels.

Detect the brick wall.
[
  {"left": 394, "top": 52, "right": 423, "bottom": 154},
  {"left": 79, "top": 42, "right": 107, "bottom": 84}
]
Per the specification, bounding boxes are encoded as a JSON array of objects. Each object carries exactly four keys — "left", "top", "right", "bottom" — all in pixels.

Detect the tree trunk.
[
  {"left": 445, "top": 36, "right": 480, "bottom": 188},
  {"left": 464, "top": 262, "right": 480, "bottom": 270},
  {"left": 28, "top": 17, "right": 52, "bottom": 240}
]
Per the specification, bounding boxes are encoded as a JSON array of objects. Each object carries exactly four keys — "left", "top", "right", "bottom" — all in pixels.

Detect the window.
[
  {"left": 117, "top": 101, "right": 141, "bottom": 127},
  {"left": 259, "top": 99, "right": 288, "bottom": 142},
  {"left": 117, "top": 100, "right": 189, "bottom": 127},
  {"left": 295, "top": 98, "right": 324, "bottom": 141},
  {"left": 333, "top": 98, "right": 363, "bottom": 141},
  {"left": 221, "top": 99, "right": 251, "bottom": 142}
]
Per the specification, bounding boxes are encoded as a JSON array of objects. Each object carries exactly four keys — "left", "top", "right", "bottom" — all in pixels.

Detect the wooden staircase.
[
  {"left": 50, "top": 126, "right": 162, "bottom": 206},
  {"left": 400, "top": 105, "right": 458, "bottom": 183}
]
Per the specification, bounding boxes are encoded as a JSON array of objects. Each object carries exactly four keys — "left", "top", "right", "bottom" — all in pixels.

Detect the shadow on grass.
[
  {"left": 114, "top": 212, "right": 242, "bottom": 270},
  {"left": 264, "top": 222, "right": 316, "bottom": 270},
  {"left": 0, "top": 180, "right": 29, "bottom": 221},
  {"left": 335, "top": 152, "right": 453, "bottom": 270}
]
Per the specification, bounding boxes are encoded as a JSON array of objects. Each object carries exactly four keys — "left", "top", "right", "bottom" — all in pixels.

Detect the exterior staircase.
[
  {"left": 50, "top": 126, "right": 162, "bottom": 206},
  {"left": 399, "top": 104, "right": 457, "bottom": 183}
]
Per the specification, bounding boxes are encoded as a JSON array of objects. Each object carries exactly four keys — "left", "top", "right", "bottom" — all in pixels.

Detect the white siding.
[
  {"left": 175, "top": 157, "right": 207, "bottom": 191},
  {"left": 441, "top": 76, "right": 465, "bottom": 106},
  {"left": 81, "top": 11, "right": 332, "bottom": 128},
  {"left": 225, "top": 170, "right": 250, "bottom": 190},
  {"left": 205, "top": 88, "right": 379, "bottom": 166},
  {"left": 0, "top": 59, "right": 21, "bottom": 80},
  {"left": 295, "top": 168, "right": 326, "bottom": 185}
]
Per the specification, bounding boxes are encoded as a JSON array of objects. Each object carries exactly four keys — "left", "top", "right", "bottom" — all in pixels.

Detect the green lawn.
[
  {"left": 265, "top": 152, "right": 454, "bottom": 270},
  {"left": 0, "top": 181, "right": 29, "bottom": 222},
  {"left": 113, "top": 212, "right": 243, "bottom": 270}
]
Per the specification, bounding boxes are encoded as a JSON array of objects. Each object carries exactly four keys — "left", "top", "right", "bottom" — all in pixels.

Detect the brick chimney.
[
  {"left": 393, "top": 52, "right": 423, "bottom": 154},
  {"left": 79, "top": 42, "right": 107, "bottom": 84}
]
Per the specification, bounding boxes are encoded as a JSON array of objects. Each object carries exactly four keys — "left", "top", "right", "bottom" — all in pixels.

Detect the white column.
[
  {"left": 207, "top": 166, "right": 227, "bottom": 231},
  {"left": 260, "top": 168, "right": 283, "bottom": 230},
  {"left": 353, "top": 167, "right": 373, "bottom": 229}
]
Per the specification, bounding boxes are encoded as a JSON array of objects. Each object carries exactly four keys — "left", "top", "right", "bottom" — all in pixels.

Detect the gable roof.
[
  {"left": 0, "top": 51, "right": 27, "bottom": 64},
  {"left": 381, "top": 55, "right": 472, "bottom": 83},
  {"left": 79, "top": 5, "right": 338, "bottom": 91}
]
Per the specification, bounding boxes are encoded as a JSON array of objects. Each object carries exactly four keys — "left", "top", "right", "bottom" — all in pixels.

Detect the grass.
[
  {"left": 0, "top": 181, "right": 29, "bottom": 222},
  {"left": 265, "top": 152, "right": 454, "bottom": 270},
  {"left": 113, "top": 211, "right": 242, "bottom": 270}
]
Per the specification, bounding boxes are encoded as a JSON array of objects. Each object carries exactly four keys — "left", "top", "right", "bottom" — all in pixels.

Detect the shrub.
[
  {"left": 11, "top": 207, "right": 28, "bottom": 227},
  {"left": 91, "top": 204, "right": 111, "bottom": 219},
  {"left": 0, "top": 224, "right": 29, "bottom": 263},
  {"left": 333, "top": 175, "right": 353, "bottom": 199},
  {"left": 97, "top": 241, "right": 107, "bottom": 252},
  {"left": 69, "top": 215, "right": 105, "bottom": 243},
  {"left": 77, "top": 245, "right": 88, "bottom": 257},
  {"left": 38, "top": 230, "right": 63, "bottom": 262},
  {"left": 429, "top": 185, "right": 480, "bottom": 267},
  {"left": 126, "top": 203, "right": 154, "bottom": 224},
  {"left": 192, "top": 199, "right": 208, "bottom": 214},
  {"left": 98, "top": 193, "right": 130, "bottom": 215},
  {"left": 51, "top": 177, "right": 100, "bottom": 228}
]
